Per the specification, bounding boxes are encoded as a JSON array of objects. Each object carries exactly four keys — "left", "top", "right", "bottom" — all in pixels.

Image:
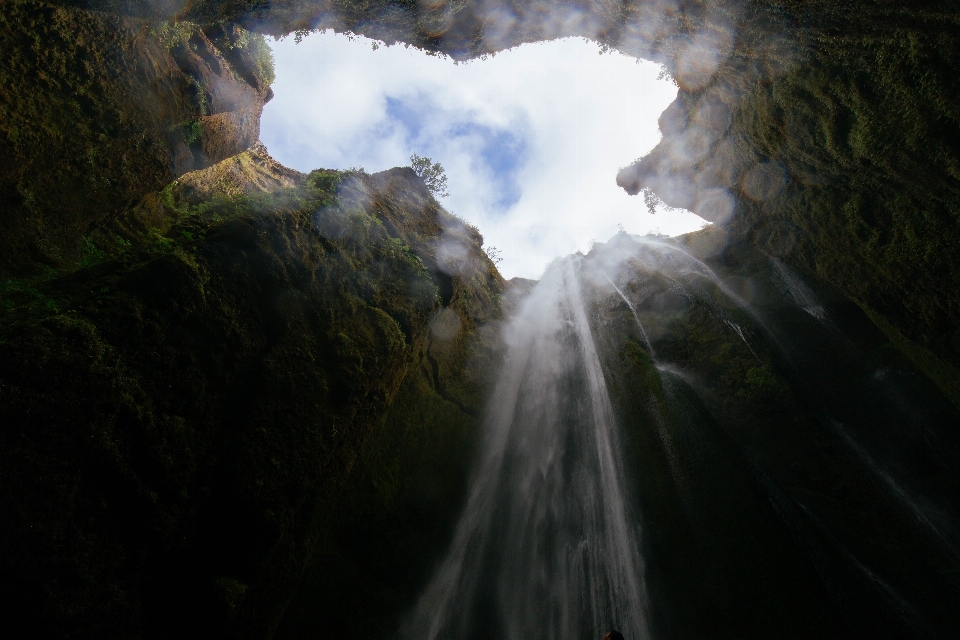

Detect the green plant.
[
  {"left": 152, "top": 20, "right": 195, "bottom": 51},
  {"left": 80, "top": 235, "right": 107, "bottom": 267},
  {"left": 307, "top": 170, "right": 341, "bottom": 193},
  {"left": 225, "top": 27, "right": 276, "bottom": 87},
  {"left": 183, "top": 119, "right": 203, "bottom": 144},
  {"left": 484, "top": 246, "right": 503, "bottom": 265},
  {"left": 410, "top": 154, "right": 450, "bottom": 198}
]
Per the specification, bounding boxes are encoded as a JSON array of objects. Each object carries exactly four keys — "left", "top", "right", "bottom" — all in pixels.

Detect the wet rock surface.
[
  {"left": 584, "top": 231, "right": 960, "bottom": 639},
  {"left": 9, "top": 2, "right": 960, "bottom": 403}
]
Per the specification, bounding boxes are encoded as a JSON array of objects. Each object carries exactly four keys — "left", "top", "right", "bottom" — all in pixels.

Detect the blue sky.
[{"left": 260, "top": 32, "right": 707, "bottom": 278}]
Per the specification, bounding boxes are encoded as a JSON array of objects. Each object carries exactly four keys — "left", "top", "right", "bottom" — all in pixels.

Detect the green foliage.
[
  {"left": 182, "top": 118, "right": 202, "bottom": 144},
  {"left": 244, "top": 32, "right": 276, "bottom": 87},
  {"left": 0, "top": 277, "right": 61, "bottom": 319},
  {"left": 79, "top": 235, "right": 106, "bottom": 267},
  {"left": 306, "top": 169, "right": 341, "bottom": 192},
  {"left": 410, "top": 153, "right": 450, "bottom": 198},
  {"left": 153, "top": 18, "right": 275, "bottom": 90},
  {"left": 210, "top": 23, "right": 276, "bottom": 88},
  {"left": 484, "top": 245, "right": 503, "bottom": 265},
  {"left": 152, "top": 19, "right": 195, "bottom": 51},
  {"left": 739, "top": 362, "right": 788, "bottom": 404}
]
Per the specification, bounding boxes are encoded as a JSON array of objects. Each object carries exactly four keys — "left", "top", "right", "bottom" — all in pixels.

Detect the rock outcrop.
[
  {"left": 0, "top": 156, "right": 504, "bottom": 638},
  {"left": 0, "top": 2, "right": 273, "bottom": 274},
  {"left": 584, "top": 230, "right": 960, "bottom": 638}
]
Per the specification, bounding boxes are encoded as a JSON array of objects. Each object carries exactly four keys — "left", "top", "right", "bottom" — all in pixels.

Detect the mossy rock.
[
  {"left": 0, "top": 164, "right": 504, "bottom": 638},
  {"left": 0, "top": 2, "right": 273, "bottom": 275}
]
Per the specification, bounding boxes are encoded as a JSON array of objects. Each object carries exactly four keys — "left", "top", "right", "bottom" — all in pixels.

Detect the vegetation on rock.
[
  {"left": 410, "top": 153, "right": 450, "bottom": 199},
  {"left": 0, "top": 152, "right": 504, "bottom": 637},
  {"left": 586, "top": 230, "right": 960, "bottom": 638},
  {"left": 4, "top": 0, "right": 960, "bottom": 637},
  {"left": 16, "top": 1, "right": 957, "bottom": 407},
  {"left": 0, "top": 2, "right": 274, "bottom": 275}
]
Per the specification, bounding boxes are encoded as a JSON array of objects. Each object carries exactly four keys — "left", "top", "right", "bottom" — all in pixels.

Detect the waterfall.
[
  {"left": 603, "top": 274, "right": 657, "bottom": 360},
  {"left": 403, "top": 257, "right": 651, "bottom": 640},
  {"left": 770, "top": 257, "right": 830, "bottom": 324}
]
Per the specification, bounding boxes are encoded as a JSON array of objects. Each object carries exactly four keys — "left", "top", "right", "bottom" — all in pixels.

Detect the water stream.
[
  {"left": 403, "top": 257, "right": 651, "bottom": 640},
  {"left": 402, "top": 233, "right": 960, "bottom": 639}
]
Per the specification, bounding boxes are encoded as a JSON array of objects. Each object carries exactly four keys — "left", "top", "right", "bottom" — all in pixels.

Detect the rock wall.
[
  {"left": 11, "top": 2, "right": 958, "bottom": 402},
  {"left": 584, "top": 231, "right": 960, "bottom": 638},
  {"left": 615, "top": 1, "right": 960, "bottom": 406},
  {"left": 3, "top": 1, "right": 960, "bottom": 637},
  {"left": 0, "top": 157, "right": 504, "bottom": 638},
  {"left": 0, "top": 2, "right": 273, "bottom": 274}
]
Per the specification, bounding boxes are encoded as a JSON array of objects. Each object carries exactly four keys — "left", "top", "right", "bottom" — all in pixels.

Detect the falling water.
[
  {"left": 603, "top": 274, "right": 657, "bottom": 360},
  {"left": 830, "top": 419, "right": 960, "bottom": 562},
  {"left": 626, "top": 236, "right": 771, "bottom": 359},
  {"left": 403, "top": 257, "right": 650, "bottom": 640},
  {"left": 770, "top": 257, "right": 830, "bottom": 323}
]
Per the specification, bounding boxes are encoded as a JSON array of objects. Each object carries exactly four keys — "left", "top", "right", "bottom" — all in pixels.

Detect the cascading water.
[
  {"left": 403, "top": 257, "right": 650, "bottom": 640},
  {"left": 770, "top": 256, "right": 830, "bottom": 324},
  {"left": 401, "top": 231, "right": 960, "bottom": 639}
]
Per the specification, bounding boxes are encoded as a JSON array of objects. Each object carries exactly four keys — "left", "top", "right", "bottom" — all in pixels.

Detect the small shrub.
[
  {"left": 152, "top": 20, "right": 194, "bottom": 51},
  {"left": 183, "top": 120, "right": 203, "bottom": 144},
  {"left": 307, "top": 170, "right": 342, "bottom": 193},
  {"left": 80, "top": 235, "right": 106, "bottom": 267},
  {"left": 410, "top": 154, "right": 450, "bottom": 198}
]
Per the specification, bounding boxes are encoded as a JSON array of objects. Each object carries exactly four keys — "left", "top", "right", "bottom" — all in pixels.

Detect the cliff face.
[
  {"left": 0, "top": 2, "right": 273, "bottom": 274},
  {"left": 9, "top": 2, "right": 958, "bottom": 403},
  {"left": 614, "top": 1, "right": 960, "bottom": 408},
  {"left": 14, "top": 0, "right": 956, "bottom": 404},
  {"left": 581, "top": 231, "right": 960, "bottom": 638},
  {"left": 0, "top": 156, "right": 504, "bottom": 637}
]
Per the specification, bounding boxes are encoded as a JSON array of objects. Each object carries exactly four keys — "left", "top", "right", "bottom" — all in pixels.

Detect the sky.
[{"left": 261, "top": 31, "right": 708, "bottom": 279}]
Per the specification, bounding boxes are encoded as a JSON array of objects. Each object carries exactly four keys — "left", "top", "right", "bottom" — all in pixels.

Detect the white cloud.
[{"left": 261, "top": 32, "right": 707, "bottom": 279}]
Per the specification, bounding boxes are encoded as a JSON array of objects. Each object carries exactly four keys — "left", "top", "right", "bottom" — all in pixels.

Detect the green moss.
[
  {"left": 151, "top": 19, "right": 195, "bottom": 50},
  {"left": 723, "top": 5, "right": 960, "bottom": 374},
  {"left": 0, "top": 3, "right": 277, "bottom": 276},
  {"left": 183, "top": 119, "right": 203, "bottom": 144},
  {"left": 623, "top": 337, "right": 664, "bottom": 401},
  {"left": 0, "top": 163, "right": 504, "bottom": 637},
  {"left": 204, "top": 21, "right": 276, "bottom": 89},
  {"left": 861, "top": 304, "right": 960, "bottom": 409}
]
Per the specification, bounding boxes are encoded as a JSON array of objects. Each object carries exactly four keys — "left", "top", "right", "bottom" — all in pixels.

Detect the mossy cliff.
[
  {"left": 614, "top": 1, "right": 960, "bottom": 408},
  {"left": 0, "top": 155, "right": 505, "bottom": 637},
  {"left": 0, "top": 1, "right": 274, "bottom": 274},
  {"left": 72, "top": 0, "right": 955, "bottom": 401},
  {"left": 11, "top": 1, "right": 959, "bottom": 402},
  {"left": 582, "top": 231, "right": 960, "bottom": 638}
]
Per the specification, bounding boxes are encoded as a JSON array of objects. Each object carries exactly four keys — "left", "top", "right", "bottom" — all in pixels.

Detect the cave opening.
[
  {"left": 3, "top": 2, "right": 960, "bottom": 639},
  {"left": 260, "top": 30, "right": 709, "bottom": 278}
]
